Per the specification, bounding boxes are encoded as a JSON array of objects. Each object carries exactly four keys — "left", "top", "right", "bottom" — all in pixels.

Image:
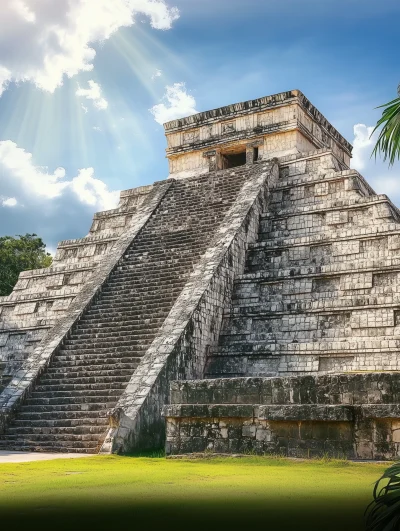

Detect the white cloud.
[
  {"left": 92, "top": 126, "right": 102, "bottom": 132},
  {"left": 0, "top": 140, "right": 118, "bottom": 208},
  {"left": 0, "top": 140, "right": 119, "bottom": 246},
  {"left": 76, "top": 80, "right": 108, "bottom": 110},
  {"left": 1, "top": 197, "right": 18, "bottom": 207},
  {"left": 69, "top": 167, "right": 118, "bottom": 209},
  {"left": 0, "top": 0, "right": 179, "bottom": 95},
  {"left": 351, "top": 123, "right": 375, "bottom": 171},
  {"left": 81, "top": 104, "right": 89, "bottom": 114},
  {"left": 151, "top": 69, "right": 162, "bottom": 80},
  {"left": 350, "top": 122, "right": 400, "bottom": 206},
  {"left": 12, "top": 0, "right": 36, "bottom": 23},
  {"left": 0, "top": 67, "right": 11, "bottom": 97},
  {"left": 150, "top": 82, "right": 198, "bottom": 125}
]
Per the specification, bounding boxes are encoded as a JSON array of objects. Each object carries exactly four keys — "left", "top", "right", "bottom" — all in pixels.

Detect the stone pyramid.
[{"left": 0, "top": 90, "right": 399, "bottom": 459}]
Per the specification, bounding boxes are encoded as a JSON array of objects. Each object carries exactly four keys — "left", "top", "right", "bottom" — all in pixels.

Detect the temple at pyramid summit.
[{"left": 1, "top": 89, "right": 400, "bottom": 459}]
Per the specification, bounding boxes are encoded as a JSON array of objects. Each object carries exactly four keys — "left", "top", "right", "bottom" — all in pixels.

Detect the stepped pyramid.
[
  {"left": 0, "top": 90, "right": 399, "bottom": 459},
  {"left": 206, "top": 153, "right": 400, "bottom": 377}
]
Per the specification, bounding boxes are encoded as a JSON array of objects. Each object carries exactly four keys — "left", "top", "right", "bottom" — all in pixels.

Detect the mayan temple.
[{"left": 1, "top": 89, "right": 400, "bottom": 459}]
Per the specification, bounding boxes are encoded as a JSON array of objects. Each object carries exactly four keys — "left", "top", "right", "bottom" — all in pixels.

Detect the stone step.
[
  {"left": 61, "top": 336, "right": 151, "bottom": 347},
  {"left": 237, "top": 257, "right": 400, "bottom": 281},
  {"left": 74, "top": 322, "right": 162, "bottom": 333},
  {"left": 1, "top": 433, "right": 104, "bottom": 443},
  {"left": 63, "top": 336, "right": 154, "bottom": 346},
  {"left": 219, "top": 332, "right": 400, "bottom": 345},
  {"left": 261, "top": 194, "right": 393, "bottom": 218},
  {"left": 7, "top": 423, "right": 106, "bottom": 434},
  {"left": 262, "top": 225, "right": 400, "bottom": 241},
  {"left": 213, "top": 339, "right": 400, "bottom": 355},
  {"left": 100, "top": 287, "right": 183, "bottom": 297},
  {"left": 65, "top": 331, "right": 156, "bottom": 342},
  {"left": 226, "top": 298, "right": 400, "bottom": 315},
  {"left": 50, "top": 354, "right": 143, "bottom": 365},
  {"left": 57, "top": 345, "right": 147, "bottom": 355},
  {"left": 16, "top": 410, "right": 109, "bottom": 421},
  {"left": 34, "top": 382, "right": 128, "bottom": 392},
  {"left": 234, "top": 290, "right": 400, "bottom": 305},
  {"left": 11, "top": 416, "right": 108, "bottom": 427},
  {"left": 245, "top": 253, "right": 399, "bottom": 273},
  {"left": 47, "top": 362, "right": 138, "bottom": 373},
  {"left": 89, "top": 294, "right": 179, "bottom": 315},
  {"left": 100, "top": 275, "right": 189, "bottom": 286},
  {"left": 75, "top": 318, "right": 165, "bottom": 329},
  {"left": 39, "top": 371, "right": 133, "bottom": 383},
  {"left": 20, "top": 403, "right": 115, "bottom": 412},
  {"left": 82, "top": 307, "right": 171, "bottom": 318},
  {"left": 25, "top": 396, "right": 117, "bottom": 406},
  {"left": 253, "top": 224, "right": 400, "bottom": 248},
  {"left": 269, "top": 195, "right": 365, "bottom": 214},
  {"left": 28, "top": 389, "right": 122, "bottom": 399},
  {"left": 274, "top": 169, "right": 357, "bottom": 189},
  {"left": 0, "top": 440, "right": 99, "bottom": 451}
]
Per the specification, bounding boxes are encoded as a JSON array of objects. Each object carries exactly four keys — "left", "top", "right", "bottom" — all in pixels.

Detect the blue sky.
[{"left": 0, "top": 0, "right": 399, "bottom": 250}]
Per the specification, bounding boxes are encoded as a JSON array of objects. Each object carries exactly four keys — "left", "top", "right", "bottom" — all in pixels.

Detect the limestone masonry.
[{"left": 0, "top": 90, "right": 399, "bottom": 459}]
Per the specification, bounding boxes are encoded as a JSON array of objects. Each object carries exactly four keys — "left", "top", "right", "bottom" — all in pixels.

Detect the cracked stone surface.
[{"left": 1, "top": 90, "right": 399, "bottom": 458}]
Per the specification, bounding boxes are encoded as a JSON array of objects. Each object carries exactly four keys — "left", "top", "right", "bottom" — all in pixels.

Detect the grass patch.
[{"left": 0, "top": 455, "right": 388, "bottom": 531}]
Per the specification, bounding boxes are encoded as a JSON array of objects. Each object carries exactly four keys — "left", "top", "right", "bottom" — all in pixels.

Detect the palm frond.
[
  {"left": 366, "top": 462, "right": 400, "bottom": 531},
  {"left": 371, "top": 95, "right": 400, "bottom": 166}
]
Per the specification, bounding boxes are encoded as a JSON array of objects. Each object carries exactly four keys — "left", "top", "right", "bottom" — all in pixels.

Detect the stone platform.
[{"left": 164, "top": 374, "right": 400, "bottom": 459}]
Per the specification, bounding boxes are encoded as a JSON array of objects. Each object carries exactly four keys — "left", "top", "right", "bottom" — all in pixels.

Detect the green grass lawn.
[{"left": 0, "top": 455, "right": 388, "bottom": 531}]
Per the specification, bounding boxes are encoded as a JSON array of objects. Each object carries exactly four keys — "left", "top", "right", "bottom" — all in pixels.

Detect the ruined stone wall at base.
[{"left": 164, "top": 374, "right": 400, "bottom": 460}]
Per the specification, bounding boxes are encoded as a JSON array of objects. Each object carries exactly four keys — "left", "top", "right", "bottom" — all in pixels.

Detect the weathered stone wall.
[
  {"left": 164, "top": 374, "right": 400, "bottom": 459},
  {"left": 0, "top": 185, "right": 152, "bottom": 389},
  {"left": 100, "top": 161, "right": 279, "bottom": 453},
  {"left": 205, "top": 149, "right": 400, "bottom": 377},
  {"left": 164, "top": 90, "right": 352, "bottom": 179}
]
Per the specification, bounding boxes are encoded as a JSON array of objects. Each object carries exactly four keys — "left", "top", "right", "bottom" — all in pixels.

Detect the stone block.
[{"left": 350, "top": 309, "right": 395, "bottom": 329}]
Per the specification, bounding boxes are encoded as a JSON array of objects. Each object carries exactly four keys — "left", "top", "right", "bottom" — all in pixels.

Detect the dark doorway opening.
[
  {"left": 222, "top": 151, "right": 247, "bottom": 169},
  {"left": 253, "top": 147, "right": 259, "bottom": 162}
]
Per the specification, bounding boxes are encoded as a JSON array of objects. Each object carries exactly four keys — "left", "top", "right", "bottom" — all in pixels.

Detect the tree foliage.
[
  {"left": 366, "top": 462, "right": 400, "bottom": 531},
  {"left": 0, "top": 234, "right": 52, "bottom": 296},
  {"left": 372, "top": 84, "right": 400, "bottom": 166}
]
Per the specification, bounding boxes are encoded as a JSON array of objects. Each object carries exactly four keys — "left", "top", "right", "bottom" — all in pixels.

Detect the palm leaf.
[
  {"left": 371, "top": 92, "right": 400, "bottom": 166},
  {"left": 366, "top": 462, "right": 400, "bottom": 531}
]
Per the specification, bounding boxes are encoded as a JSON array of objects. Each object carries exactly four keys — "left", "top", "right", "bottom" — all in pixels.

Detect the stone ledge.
[
  {"left": 163, "top": 403, "right": 354, "bottom": 422},
  {"left": 57, "top": 235, "right": 119, "bottom": 248},
  {"left": 248, "top": 228, "right": 400, "bottom": 250},
  {"left": 168, "top": 374, "right": 400, "bottom": 407},
  {"left": 236, "top": 257, "right": 400, "bottom": 281},
  {"left": 262, "top": 195, "right": 395, "bottom": 218}
]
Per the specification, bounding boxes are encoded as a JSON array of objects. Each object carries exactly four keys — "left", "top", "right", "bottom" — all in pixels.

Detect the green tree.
[
  {"left": 0, "top": 234, "right": 52, "bottom": 297},
  {"left": 372, "top": 84, "right": 400, "bottom": 166}
]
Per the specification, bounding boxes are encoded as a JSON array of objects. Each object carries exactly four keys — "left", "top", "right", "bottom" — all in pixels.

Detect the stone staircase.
[
  {"left": 0, "top": 168, "right": 249, "bottom": 453},
  {"left": 0, "top": 184, "right": 153, "bottom": 390},
  {"left": 205, "top": 151, "right": 400, "bottom": 377}
]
